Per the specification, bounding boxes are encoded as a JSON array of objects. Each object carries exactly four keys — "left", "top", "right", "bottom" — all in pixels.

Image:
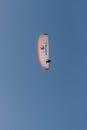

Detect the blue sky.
[{"left": 0, "top": 0, "right": 87, "bottom": 130}]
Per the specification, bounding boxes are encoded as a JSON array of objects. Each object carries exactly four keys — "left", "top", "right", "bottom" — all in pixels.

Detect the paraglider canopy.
[{"left": 37, "top": 33, "right": 51, "bottom": 70}]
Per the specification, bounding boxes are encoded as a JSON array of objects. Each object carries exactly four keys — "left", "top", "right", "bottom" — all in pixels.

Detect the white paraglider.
[{"left": 37, "top": 33, "right": 51, "bottom": 70}]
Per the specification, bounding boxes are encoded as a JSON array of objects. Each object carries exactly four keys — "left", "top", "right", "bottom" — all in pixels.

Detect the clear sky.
[{"left": 0, "top": 0, "right": 87, "bottom": 130}]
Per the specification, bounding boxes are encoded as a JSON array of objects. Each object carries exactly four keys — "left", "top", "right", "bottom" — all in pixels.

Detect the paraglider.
[{"left": 37, "top": 33, "right": 51, "bottom": 70}]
